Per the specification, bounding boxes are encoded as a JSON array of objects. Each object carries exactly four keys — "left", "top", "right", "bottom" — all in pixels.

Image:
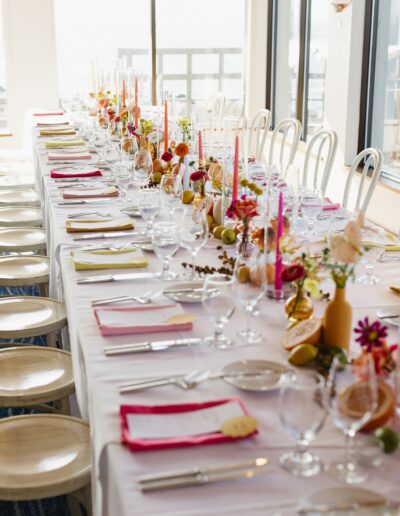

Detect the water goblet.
[
  {"left": 201, "top": 274, "right": 236, "bottom": 349},
  {"left": 160, "top": 174, "right": 183, "bottom": 220},
  {"left": 327, "top": 355, "right": 378, "bottom": 483},
  {"left": 180, "top": 208, "right": 209, "bottom": 280},
  {"left": 152, "top": 222, "right": 180, "bottom": 280},
  {"left": 137, "top": 189, "right": 160, "bottom": 235},
  {"left": 357, "top": 228, "right": 385, "bottom": 285},
  {"left": 279, "top": 371, "right": 327, "bottom": 477},
  {"left": 301, "top": 189, "right": 323, "bottom": 234},
  {"left": 113, "top": 161, "right": 132, "bottom": 202}
]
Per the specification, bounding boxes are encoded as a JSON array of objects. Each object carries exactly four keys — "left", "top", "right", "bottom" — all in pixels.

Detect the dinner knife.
[
  {"left": 73, "top": 231, "right": 139, "bottom": 241},
  {"left": 104, "top": 338, "right": 203, "bottom": 356},
  {"left": 57, "top": 199, "right": 115, "bottom": 205},
  {"left": 297, "top": 499, "right": 400, "bottom": 514},
  {"left": 77, "top": 272, "right": 156, "bottom": 284}
]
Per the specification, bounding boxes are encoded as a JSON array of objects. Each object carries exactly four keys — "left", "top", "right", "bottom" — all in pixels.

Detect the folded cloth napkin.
[
  {"left": 48, "top": 151, "right": 92, "bottom": 161},
  {"left": 363, "top": 241, "right": 400, "bottom": 251},
  {"left": 72, "top": 247, "right": 147, "bottom": 270},
  {"left": 45, "top": 138, "right": 85, "bottom": 148},
  {"left": 322, "top": 197, "right": 341, "bottom": 211},
  {"left": 120, "top": 398, "right": 256, "bottom": 452},
  {"left": 34, "top": 111, "right": 64, "bottom": 116},
  {"left": 94, "top": 304, "right": 194, "bottom": 336},
  {"left": 50, "top": 168, "right": 102, "bottom": 178},
  {"left": 63, "top": 186, "right": 118, "bottom": 199},
  {"left": 40, "top": 128, "right": 76, "bottom": 136},
  {"left": 66, "top": 217, "right": 133, "bottom": 233},
  {"left": 36, "top": 118, "right": 69, "bottom": 126}
]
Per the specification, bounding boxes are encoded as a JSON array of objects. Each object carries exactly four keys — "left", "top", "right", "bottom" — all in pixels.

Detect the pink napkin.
[
  {"left": 94, "top": 304, "right": 193, "bottom": 336},
  {"left": 50, "top": 169, "right": 102, "bottom": 178},
  {"left": 34, "top": 111, "right": 64, "bottom": 116},
  {"left": 323, "top": 197, "right": 341, "bottom": 211},
  {"left": 63, "top": 186, "right": 118, "bottom": 199},
  {"left": 120, "top": 398, "right": 256, "bottom": 452},
  {"left": 48, "top": 151, "right": 92, "bottom": 161}
]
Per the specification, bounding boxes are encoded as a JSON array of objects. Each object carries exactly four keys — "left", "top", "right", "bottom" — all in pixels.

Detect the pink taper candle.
[
  {"left": 231, "top": 135, "right": 239, "bottom": 202},
  {"left": 274, "top": 191, "right": 283, "bottom": 291},
  {"left": 164, "top": 101, "right": 168, "bottom": 153},
  {"left": 134, "top": 78, "right": 139, "bottom": 127},
  {"left": 198, "top": 129, "right": 203, "bottom": 163}
]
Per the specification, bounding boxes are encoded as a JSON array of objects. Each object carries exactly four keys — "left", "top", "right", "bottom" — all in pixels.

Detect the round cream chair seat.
[
  {"left": 0, "top": 207, "right": 43, "bottom": 227},
  {"left": 0, "top": 227, "right": 47, "bottom": 252},
  {"left": 0, "top": 255, "right": 49, "bottom": 287},
  {"left": 0, "top": 414, "right": 91, "bottom": 501},
  {"left": 0, "top": 175, "right": 35, "bottom": 190},
  {"left": 0, "top": 189, "right": 40, "bottom": 207},
  {"left": 0, "top": 346, "right": 74, "bottom": 407},
  {"left": 0, "top": 296, "right": 67, "bottom": 339}
]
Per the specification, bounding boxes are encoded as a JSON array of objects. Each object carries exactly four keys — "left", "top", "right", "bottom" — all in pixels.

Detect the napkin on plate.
[
  {"left": 48, "top": 151, "right": 92, "bottom": 161},
  {"left": 65, "top": 217, "right": 133, "bottom": 233},
  {"left": 72, "top": 247, "right": 147, "bottom": 270},
  {"left": 50, "top": 168, "right": 102, "bottom": 178},
  {"left": 120, "top": 398, "right": 256, "bottom": 452},
  {"left": 323, "top": 198, "right": 341, "bottom": 211},
  {"left": 34, "top": 111, "right": 64, "bottom": 116},
  {"left": 63, "top": 186, "right": 118, "bottom": 199},
  {"left": 40, "top": 128, "right": 76, "bottom": 136},
  {"left": 36, "top": 118, "right": 69, "bottom": 126},
  {"left": 45, "top": 138, "right": 85, "bottom": 148},
  {"left": 94, "top": 304, "right": 194, "bottom": 336}
]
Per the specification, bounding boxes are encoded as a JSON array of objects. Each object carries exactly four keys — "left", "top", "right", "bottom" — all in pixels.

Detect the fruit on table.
[
  {"left": 221, "top": 228, "right": 237, "bottom": 245},
  {"left": 153, "top": 159, "right": 164, "bottom": 173},
  {"left": 182, "top": 190, "right": 195, "bottom": 204},
  {"left": 237, "top": 265, "right": 250, "bottom": 284},
  {"left": 207, "top": 215, "right": 214, "bottom": 228},
  {"left": 151, "top": 172, "right": 162, "bottom": 184},
  {"left": 288, "top": 343, "right": 319, "bottom": 366},
  {"left": 374, "top": 427, "right": 399, "bottom": 454},
  {"left": 213, "top": 225, "right": 225, "bottom": 239},
  {"left": 213, "top": 196, "right": 232, "bottom": 226},
  {"left": 282, "top": 317, "right": 322, "bottom": 350},
  {"left": 338, "top": 380, "right": 396, "bottom": 433}
]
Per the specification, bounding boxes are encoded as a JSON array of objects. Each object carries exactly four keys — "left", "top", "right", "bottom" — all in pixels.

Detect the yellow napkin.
[
  {"left": 363, "top": 241, "right": 400, "bottom": 252},
  {"left": 45, "top": 138, "right": 85, "bottom": 148},
  {"left": 40, "top": 128, "right": 76, "bottom": 136},
  {"left": 65, "top": 218, "right": 134, "bottom": 233},
  {"left": 72, "top": 247, "right": 147, "bottom": 270}
]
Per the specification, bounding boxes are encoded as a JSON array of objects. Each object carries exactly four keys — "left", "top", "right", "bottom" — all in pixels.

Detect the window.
[
  {"left": 364, "top": 0, "right": 400, "bottom": 182},
  {"left": 0, "top": 5, "right": 7, "bottom": 129}
]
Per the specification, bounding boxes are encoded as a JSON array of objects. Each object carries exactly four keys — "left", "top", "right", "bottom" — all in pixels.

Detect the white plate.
[
  {"left": 306, "top": 487, "right": 388, "bottom": 515},
  {"left": 163, "top": 281, "right": 204, "bottom": 303},
  {"left": 222, "top": 359, "right": 289, "bottom": 392},
  {"left": 121, "top": 206, "right": 141, "bottom": 217},
  {"left": 377, "top": 308, "right": 400, "bottom": 327}
]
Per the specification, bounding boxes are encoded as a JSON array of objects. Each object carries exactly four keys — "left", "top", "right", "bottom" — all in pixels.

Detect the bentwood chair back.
[
  {"left": 247, "top": 109, "right": 272, "bottom": 161},
  {"left": 342, "top": 147, "right": 383, "bottom": 212},
  {"left": 204, "top": 92, "right": 227, "bottom": 129},
  {"left": 268, "top": 118, "right": 302, "bottom": 173},
  {"left": 225, "top": 100, "right": 245, "bottom": 119},
  {"left": 302, "top": 129, "right": 338, "bottom": 196}
]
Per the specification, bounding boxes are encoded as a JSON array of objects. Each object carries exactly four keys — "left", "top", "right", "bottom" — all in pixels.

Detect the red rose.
[
  {"left": 161, "top": 152, "right": 173, "bottom": 162},
  {"left": 281, "top": 264, "right": 305, "bottom": 283}
]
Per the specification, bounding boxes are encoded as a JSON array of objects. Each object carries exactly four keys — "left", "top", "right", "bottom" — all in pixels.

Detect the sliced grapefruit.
[
  {"left": 282, "top": 317, "right": 322, "bottom": 351},
  {"left": 338, "top": 380, "right": 396, "bottom": 433}
]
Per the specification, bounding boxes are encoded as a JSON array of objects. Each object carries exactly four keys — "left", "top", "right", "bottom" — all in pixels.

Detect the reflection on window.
[
  {"left": 370, "top": 1, "right": 400, "bottom": 179},
  {"left": 0, "top": 5, "right": 7, "bottom": 129}
]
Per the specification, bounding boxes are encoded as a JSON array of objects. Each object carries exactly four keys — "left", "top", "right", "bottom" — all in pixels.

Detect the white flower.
[{"left": 329, "top": 210, "right": 364, "bottom": 264}]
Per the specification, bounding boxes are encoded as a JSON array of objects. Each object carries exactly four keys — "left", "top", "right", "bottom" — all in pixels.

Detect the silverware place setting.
[{"left": 91, "top": 289, "right": 163, "bottom": 307}]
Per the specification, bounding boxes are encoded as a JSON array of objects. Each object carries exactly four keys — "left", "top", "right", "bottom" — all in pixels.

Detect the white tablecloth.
[{"left": 32, "top": 128, "right": 400, "bottom": 516}]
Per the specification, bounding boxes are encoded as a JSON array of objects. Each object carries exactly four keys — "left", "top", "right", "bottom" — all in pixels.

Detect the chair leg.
[
  {"left": 68, "top": 484, "right": 92, "bottom": 516},
  {"left": 55, "top": 395, "right": 71, "bottom": 415},
  {"left": 46, "top": 332, "right": 59, "bottom": 348},
  {"left": 39, "top": 282, "right": 48, "bottom": 297}
]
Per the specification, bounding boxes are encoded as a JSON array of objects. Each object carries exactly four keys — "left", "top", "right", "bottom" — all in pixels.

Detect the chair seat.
[
  {"left": 0, "top": 346, "right": 74, "bottom": 406},
  {"left": 0, "top": 162, "right": 35, "bottom": 176},
  {"left": 0, "top": 296, "right": 67, "bottom": 338},
  {"left": 0, "top": 227, "right": 47, "bottom": 252},
  {"left": 0, "top": 189, "right": 40, "bottom": 207},
  {"left": 0, "top": 149, "right": 31, "bottom": 162},
  {"left": 0, "top": 207, "right": 43, "bottom": 227},
  {"left": 0, "top": 175, "right": 35, "bottom": 190},
  {"left": 0, "top": 255, "right": 49, "bottom": 286},
  {"left": 0, "top": 414, "right": 90, "bottom": 500}
]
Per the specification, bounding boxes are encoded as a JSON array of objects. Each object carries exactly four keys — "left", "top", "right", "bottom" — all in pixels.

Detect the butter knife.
[
  {"left": 77, "top": 272, "right": 156, "bottom": 284},
  {"left": 104, "top": 338, "right": 203, "bottom": 356},
  {"left": 298, "top": 498, "right": 400, "bottom": 514},
  {"left": 73, "top": 231, "right": 139, "bottom": 241}
]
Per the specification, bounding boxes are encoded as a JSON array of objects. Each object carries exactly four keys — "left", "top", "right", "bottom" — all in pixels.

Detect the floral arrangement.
[
  {"left": 177, "top": 117, "right": 191, "bottom": 143},
  {"left": 189, "top": 169, "right": 208, "bottom": 197},
  {"left": 90, "top": 90, "right": 117, "bottom": 110},
  {"left": 226, "top": 196, "right": 259, "bottom": 254},
  {"left": 127, "top": 118, "right": 156, "bottom": 149}
]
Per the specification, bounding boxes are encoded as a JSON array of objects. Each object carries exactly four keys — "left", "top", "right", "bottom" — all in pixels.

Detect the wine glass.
[
  {"left": 160, "top": 174, "right": 183, "bottom": 220},
  {"left": 279, "top": 371, "right": 327, "bottom": 477},
  {"left": 301, "top": 189, "right": 323, "bottom": 234},
  {"left": 113, "top": 161, "right": 132, "bottom": 202},
  {"left": 104, "top": 141, "right": 121, "bottom": 165},
  {"left": 134, "top": 148, "right": 153, "bottom": 176},
  {"left": 233, "top": 247, "right": 267, "bottom": 344},
  {"left": 120, "top": 136, "right": 138, "bottom": 161},
  {"left": 201, "top": 274, "right": 236, "bottom": 349},
  {"left": 137, "top": 189, "right": 160, "bottom": 235},
  {"left": 152, "top": 222, "right": 180, "bottom": 280},
  {"left": 180, "top": 208, "right": 209, "bottom": 280},
  {"left": 357, "top": 228, "right": 385, "bottom": 285},
  {"left": 327, "top": 355, "right": 378, "bottom": 483}
]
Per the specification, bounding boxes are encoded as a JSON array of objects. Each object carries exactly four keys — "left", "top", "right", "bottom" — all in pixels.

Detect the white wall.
[{"left": 2, "top": 0, "right": 58, "bottom": 148}]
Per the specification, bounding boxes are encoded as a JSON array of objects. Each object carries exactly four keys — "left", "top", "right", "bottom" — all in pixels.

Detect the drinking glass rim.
[
  {"left": 153, "top": 221, "right": 178, "bottom": 230},
  {"left": 281, "top": 370, "right": 326, "bottom": 390},
  {"left": 204, "top": 273, "right": 235, "bottom": 286}
]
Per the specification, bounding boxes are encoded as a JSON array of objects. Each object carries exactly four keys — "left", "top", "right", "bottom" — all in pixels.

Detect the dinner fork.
[
  {"left": 119, "top": 370, "right": 209, "bottom": 393},
  {"left": 91, "top": 289, "right": 163, "bottom": 307}
]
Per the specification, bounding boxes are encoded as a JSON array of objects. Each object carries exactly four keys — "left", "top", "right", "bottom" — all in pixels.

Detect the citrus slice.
[
  {"left": 338, "top": 380, "right": 396, "bottom": 432},
  {"left": 282, "top": 317, "right": 322, "bottom": 351},
  {"left": 288, "top": 343, "right": 319, "bottom": 366}
]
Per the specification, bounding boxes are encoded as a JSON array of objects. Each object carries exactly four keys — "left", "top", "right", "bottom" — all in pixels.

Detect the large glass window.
[{"left": 0, "top": 4, "right": 7, "bottom": 129}]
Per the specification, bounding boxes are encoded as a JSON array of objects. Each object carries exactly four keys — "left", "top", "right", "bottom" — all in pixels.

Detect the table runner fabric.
[{"left": 32, "top": 121, "right": 400, "bottom": 516}]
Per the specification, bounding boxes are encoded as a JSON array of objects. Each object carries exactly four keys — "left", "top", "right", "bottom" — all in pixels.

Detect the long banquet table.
[{"left": 32, "top": 124, "right": 400, "bottom": 516}]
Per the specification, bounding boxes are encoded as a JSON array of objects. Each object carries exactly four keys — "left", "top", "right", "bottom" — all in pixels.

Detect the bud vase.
[
  {"left": 322, "top": 287, "right": 352, "bottom": 351},
  {"left": 285, "top": 284, "right": 313, "bottom": 322}
]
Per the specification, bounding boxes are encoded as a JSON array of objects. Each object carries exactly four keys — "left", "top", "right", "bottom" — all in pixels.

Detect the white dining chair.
[
  {"left": 0, "top": 189, "right": 40, "bottom": 207},
  {"left": 247, "top": 109, "right": 272, "bottom": 161},
  {"left": 204, "top": 92, "right": 227, "bottom": 129},
  {"left": 225, "top": 100, "right": 245, "bottom": 119},
  {"left": 342, "top": 148, "right": 383, "bottom": 212},
  {"left": 268, "top": 118, "right": 302, "bottom": 172},
  {"left": 302, "top": 129, "right": 338, "bottom": 195},
  {"left": 0, "top": 227, "right": 47, "bottom": 253},
  {"left": 0, "top": 207, "right": 43, "bottom": 227}
]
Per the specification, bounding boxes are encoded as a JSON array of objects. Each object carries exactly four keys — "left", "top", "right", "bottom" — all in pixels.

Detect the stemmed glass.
[
  {"left": 279, "top": 371, "right": 327, "bottom": 477},
  {"left": 358, "top": 228, "right": 385, "bottom": 285},
  {"left": 327, "top": 355, "right": 377, "bottom": 483},
  {"left": 301, "top": 189, "right": 323, "bottom": 234},
  {"left": 201, "top": 274, "right": 236, "bottom": 349},
  {"left": 138, "top": 190, "right": 160, "bottom": 235},
  {"left": 134, "top": 148, "right": 153, "bottom": 176},
  {"left": 233, "top": 248, "right": 267, "bottom": 344},
  {"left": 160, "top": 174, "right": 183, "bottom": 220},
  {"left": 180, "top": 208, "right": 209, "bottom": 280},
  {"left": 113, "top": 161, "right": 132, "bottom": 202},
  {"left": 152, "top": 222, "right": 180, "bottom": 280}
]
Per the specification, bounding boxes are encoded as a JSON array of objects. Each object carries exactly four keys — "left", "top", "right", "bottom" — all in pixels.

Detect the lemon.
[
  {"left": 237, "top": 265, "right": 250, "bottom": 284},
  {"left": 288, "top": 343, "right": 318, "bottom": 366},
  {"left": 151, "top": 172, "right": 162, "bottom": 184},
  {"left": 182, "top": 190, "right": 195, "bottom": 204},
  {"left": 374, "top": 427, "right": 399, "bottom": 454},
  {"left": 213, "top": 226, "right": 225, "bottom": 239}
]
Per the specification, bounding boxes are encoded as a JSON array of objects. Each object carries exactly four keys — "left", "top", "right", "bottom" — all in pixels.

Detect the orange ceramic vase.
[{"left": 322, "top": 287, "right": 352, "bottom": 351}]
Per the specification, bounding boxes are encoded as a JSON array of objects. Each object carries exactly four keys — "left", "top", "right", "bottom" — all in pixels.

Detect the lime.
[
  {"left": 374, "top": 427, "right": 399, "bottom": 454},
  {"left": 288, "top": 343, "right": 319, "bottom": 366},
  {"left": 221, "top": 228, "right": 237, "bottom": 245},
  {"left": 213, "top": 226, "right": 225, "bottom": 239}
]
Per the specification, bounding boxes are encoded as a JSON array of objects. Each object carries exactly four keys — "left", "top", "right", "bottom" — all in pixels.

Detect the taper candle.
[
  {"left": 231, "top": 135, "right": 239, "bottom": 202},
  {"left": 198, "top": 129, "right": 203, "bottom": 163},
  {"left": 274, "top": 191, "right": 283, "bottom": 291},
  {"left": 134, "top": 78, "right": 139, "bottom": 127},
  {"left": 164, "top": 101, "right": 169, "bottom": 153}
]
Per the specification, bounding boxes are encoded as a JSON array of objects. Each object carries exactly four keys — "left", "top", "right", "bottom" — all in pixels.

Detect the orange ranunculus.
[
  {"left": 98, "top": 98, "right": 109, "bottom": 108},
  {"left": 175, "top": 143, "right": 190, "bottom": 157},
  {"left": 119, "top": 108, "right": 128, "bottom": 119}
]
